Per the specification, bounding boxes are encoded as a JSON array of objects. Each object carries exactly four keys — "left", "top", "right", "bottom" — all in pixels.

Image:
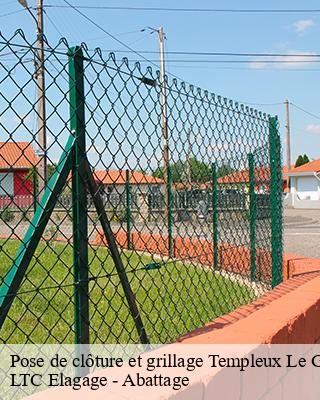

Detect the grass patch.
[{"left": 0, "top": 239, "right": 254, "bottom": 344}]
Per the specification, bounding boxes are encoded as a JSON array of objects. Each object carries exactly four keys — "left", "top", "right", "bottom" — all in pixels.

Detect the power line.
[
  {"left": 236, "top": 101, "right": 283, "bottom": 107},
  {"left": 127, "top": 32, "right": 153, "bottom": 46},
  {"left": 25, "top": 56, "right": 320, "bottom": 72},
  {"left": 0, "top": 49, "right": 28, "bottom": 58},
  {"left": 44, "top": 9, "right": 64, "bottom": 37},
  {"left": 44, "top": 5, "right": 320, "bottom": 13},
  {"left": 0, "top": 9, "right": 25, "bottom": 18},
  {"left": 65, "top": 50, "right": 320, "bottom": 58},
  {"left": 60, "top": 0, "right": 160, "bottom": 69},
  {"left": 290, "top": 102, "right": 320, "bottom": 121},
  {"left": 165, "top": 65, "right": 320, "bottom": 72},
  {"left": 60, "top": 0, "right": 189, "bottom": 84},
  {"left": 115, "top": 59, "right": 320, "bottom": 64},
  {"left": 82, "top": 30, "right": 148, "bottom": 43}
]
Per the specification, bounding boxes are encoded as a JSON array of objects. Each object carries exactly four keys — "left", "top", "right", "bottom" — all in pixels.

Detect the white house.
[{"left": 285, "top": 159, "right": 320, "bottom": 208}]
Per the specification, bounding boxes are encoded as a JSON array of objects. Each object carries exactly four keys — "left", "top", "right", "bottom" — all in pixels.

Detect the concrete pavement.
[{"left": 284, "top": 208, "right": 320, "bottom": 259}]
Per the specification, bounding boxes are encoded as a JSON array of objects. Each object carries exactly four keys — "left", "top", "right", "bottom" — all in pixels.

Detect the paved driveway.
[
  {"left": 2, "top": 206, "right": 319, "bottom": 260},
  {"left": 284, "top": 208, "right": 320, "bottom": 258}
]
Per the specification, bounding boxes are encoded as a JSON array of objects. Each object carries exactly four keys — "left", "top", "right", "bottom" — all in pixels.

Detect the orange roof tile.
[
  {"left": 201, "top": 165, "right": 289, "bottom": 187},
  {"left": 0, "top": 141, "right": 37, "bottom": 169},
  {"left": 217, "top": 167, "right": 270, "bottom": 184},
  {"left": 94, "top": 170, "right": 163, "bottom": 185},
  {"left": 282, "top": 165, "right": 294, "bottom": 174},
  {"left": 286, "top": 159, "right": 320, "bottom": 174}
]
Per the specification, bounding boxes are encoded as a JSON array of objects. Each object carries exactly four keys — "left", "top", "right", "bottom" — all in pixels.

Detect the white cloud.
[
  {"left": 306, "top": 124, "right": 320, "bottom": 134},
  {"left": 292, "top": 19, "right": 314, "bottom": 33},
  {"left": 249, "top": 51, "right": 316, "bottom": 70}
]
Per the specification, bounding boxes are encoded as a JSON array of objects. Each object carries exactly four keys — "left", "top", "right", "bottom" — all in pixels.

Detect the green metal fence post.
[
  {"left": 211, "top": 163, "right": 218, "bottom": 271},
  {"left": 68, "top": 47, "right": 90, "bottom": 360},
  {"left": 269, "top": 116, "right": 283, "bottom": 287},
  {"left": 126, "top": 169, "right": 131, "bottom": 250},
  {"left": 84, "top": 160, "right": 149, "bottom": 344},
  {"left": 0, "top": 135, "right": 76, "bottom": 331},
  {"left": 248, "top": 154, "right": 256, "bottom": 281},
  {"left": 168, "top": 164, "right": 173, "bottom": 257}
]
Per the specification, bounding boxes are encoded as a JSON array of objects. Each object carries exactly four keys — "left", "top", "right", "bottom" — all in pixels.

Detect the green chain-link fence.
[{"left": 0, "top": 30, "right": 283, "bottom": 345}]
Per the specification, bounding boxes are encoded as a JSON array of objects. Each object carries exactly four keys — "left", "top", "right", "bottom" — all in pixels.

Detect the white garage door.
[
  {"left": 0, "top": 172, "right": 14, "bottom": 196},
  {"left": 296, "top": 176, "right": 318, "bottom": 192}
]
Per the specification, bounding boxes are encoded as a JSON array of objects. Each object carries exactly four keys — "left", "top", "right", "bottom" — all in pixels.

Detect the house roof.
[
  {"left": 217, "top": 167, "right": 269, "bottom": 185},
  {"left": 199, "top": 165, "right": 290, "bottom": 188},
  {"left": 94, "top": 170, "right": 163, "bottom": 185},
  {"left": 285, "top": 159, "right": 320, "bottom": 175},
  {"left": 0, "top": 141, "right": 38, "bottom": 169}
]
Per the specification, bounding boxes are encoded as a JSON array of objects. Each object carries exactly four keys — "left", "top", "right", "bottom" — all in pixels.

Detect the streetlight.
[{"left": 18, "top": 0, "right": 47, "bottom": 198}]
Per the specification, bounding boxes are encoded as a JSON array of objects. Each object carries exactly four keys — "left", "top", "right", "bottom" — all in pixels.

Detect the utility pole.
[
  {"left": 36, "top": 0, "right": 47, "bottom": 195},
  {"left": 18, "top": 0, "right": 47, "bottom": 197},
  {"left": 284, "top": 99, "right": 291, "bottom": 187},
  {"left": 144, "top": 26, "right": 169, "bottom": 215},
  {"left": 158, "top": 26, "right": 169, "bottom": 218}
]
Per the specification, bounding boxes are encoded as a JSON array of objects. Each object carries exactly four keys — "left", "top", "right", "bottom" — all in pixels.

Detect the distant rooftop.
[{"left": 0, "top": 141, "right": 37, "bottom": 169}]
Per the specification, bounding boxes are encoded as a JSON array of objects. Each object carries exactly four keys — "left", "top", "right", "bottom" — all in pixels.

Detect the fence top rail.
[{"left": 0, "top": 30, "right": 270, "bottom": 122}]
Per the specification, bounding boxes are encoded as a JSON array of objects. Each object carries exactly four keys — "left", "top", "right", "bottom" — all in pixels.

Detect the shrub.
[{"left": 1, "top": 207, "right": 14, "bottom": 223}]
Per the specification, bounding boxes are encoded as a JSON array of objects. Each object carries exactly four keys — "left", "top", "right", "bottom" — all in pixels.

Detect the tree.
[
  {"left": 295, "top": 154, "right": 310, "bottom": 167},
  {"left": 47, "top": 163, "right": 57, "bottom": 180},
  {"left": 217, "top": 164, "right": 233, "bottom": 178},
  {"left": 302, "top": 154, "right": 310, "bottom": 165},
  {"left": 153, "top": 158, "right": 211, "bottom": 184},
  {"left": 188, "top": 157, "right": 211, "bottom": 183},
  {"left": 152, "top": 158, "right": 233, "bottom": 184}
]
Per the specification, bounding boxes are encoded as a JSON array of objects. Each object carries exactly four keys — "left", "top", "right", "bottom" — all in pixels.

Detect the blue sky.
[{"left": 2, "top": 0, "right": 320, "bottom": 164}]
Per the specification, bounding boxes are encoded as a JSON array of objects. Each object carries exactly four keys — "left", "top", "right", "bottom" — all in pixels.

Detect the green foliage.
[
  {"left": 26, "top": 167, "right": 38, "bottom": 192},
  {"left": 0, "top": 239, "right": 252, "bottom": 343},
  {"left": 47, "top": 163, "right": 57, "bottom": 180},
  {"left": 111, "top": 206, "right": 126, "bottom": 222},
  {"left": 302, "top": 154, "right": 310, "bottom": 165},
  {"left": 295, "top": 154, "right": 310, "bottom": 167},
  {"left": 26, "top": 164, "right": 57, "bottom": 192},
  {"left": 1, "top": 207, "right": 14, "bottom": 223},
  {"left": 153, "top": 158, "right": 233, "bottom": 184},
  {"left": 153, "top": 160, "right": 186, "bottom": 183},
  {"left": 217, "top": 164, "right": 234, "bottom": 178}
]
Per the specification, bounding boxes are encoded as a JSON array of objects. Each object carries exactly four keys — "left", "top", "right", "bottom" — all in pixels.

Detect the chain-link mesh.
[{"left": 0, "top": 31, "right": 283, "bottom": 345}]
